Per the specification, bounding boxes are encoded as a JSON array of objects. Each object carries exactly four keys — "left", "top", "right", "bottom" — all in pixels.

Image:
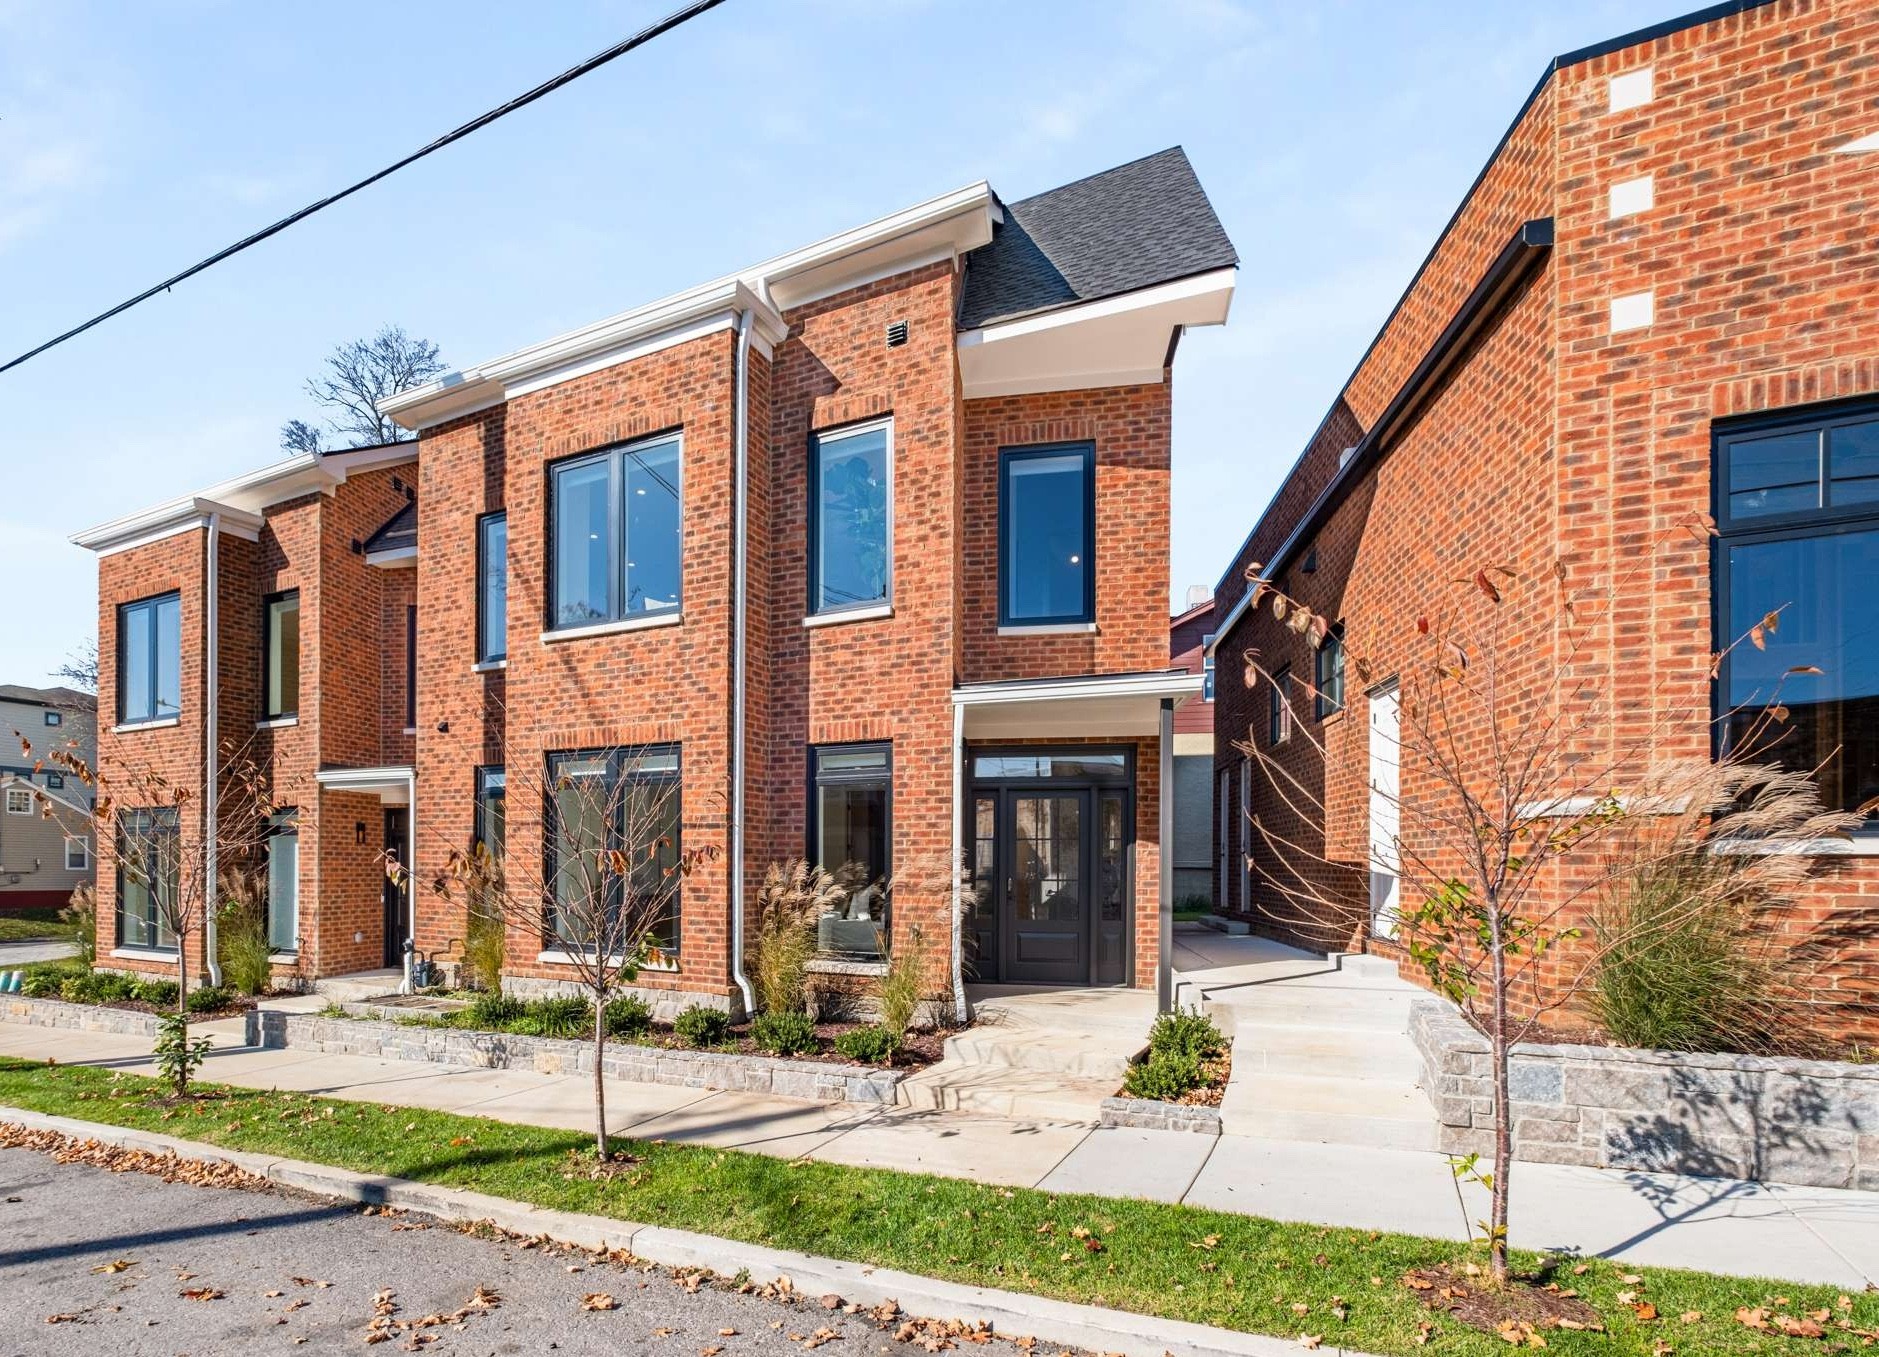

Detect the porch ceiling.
[
  {"left": 953, "top": 669, "right": 1202, "bottom": 739},
  {"left": 314, "top": 765, "right": 413, "bottom": 805}
]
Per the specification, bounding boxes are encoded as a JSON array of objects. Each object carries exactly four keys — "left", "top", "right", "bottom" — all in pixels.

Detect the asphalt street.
[{"left": 0, "top": 1147, "right": 956, "bottom": 1356}]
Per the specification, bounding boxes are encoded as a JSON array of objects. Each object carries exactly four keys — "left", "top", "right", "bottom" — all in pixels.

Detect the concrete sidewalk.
[{"left": 6, "top": 1018, "right": 1879, "bottom": 1289}]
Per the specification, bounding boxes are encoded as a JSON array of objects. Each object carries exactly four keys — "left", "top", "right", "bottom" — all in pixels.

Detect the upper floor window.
[
  {"left": 1268, "top": 665, "right": 1293, "bottom": 745},
  {"left": 46, "top": 773, "right": 64, "bottom": 790},
  {"left": 550, "top": 433, "right": 682, "bottom": 630},
  {"left": 810, "top": 419, "right": 892, "bottom": 616},
  {"left": 5, "top": 786, "right": 31, "bottom": 815},
  {"left": 999, "top": 442, "right": 1094, "bottom": 627},
  {"left": 810, "top": 743, "right": 892, "bottom": 958},
  {"left": 1315, "top": 624, "right": 1346, "bottom": 719},
  {"left": 1201, "top": 633, "right": 1217, "bottom": 701},
  {"left": 405, "top": 605, "right": 418, "bottom": 729},
  {"left": 118, "top": 591, "right": 181, "bottom": 724},
  {"left": 43, "top": 710, "right": 61, "bottom": 727},
  {"left": 477, "top": 512, "right": 508, "bottom": 662},
  {"left": 263, "top": 590, "right": 300, "bottom": 720},
  {"left": 1716, "top": 402, "right": 1879, "bottom": 825},
  {"left": 545, "top": 745, "right": 681, "bottom": 956}
]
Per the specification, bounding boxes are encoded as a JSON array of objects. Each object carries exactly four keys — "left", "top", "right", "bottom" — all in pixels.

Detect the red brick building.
[
  {"left": 1167, "top": 592, "right": 1217, "bottom": 904},
  {"left": 1209, "top": 0, "right": 1879, "bottom": 1034},
  {"left": 75, "top": 149, "right": 1236, "bottom": 1016}
]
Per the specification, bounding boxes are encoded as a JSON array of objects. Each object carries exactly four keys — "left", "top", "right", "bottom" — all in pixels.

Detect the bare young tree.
[
  {"left": 416, "top": 744, "right": 717, "bottom": 1163},
  {"left": 281, "top": 325, "right": 445, "bottom": 451},
  {"left": 52, "top": 638, "right": 97, "bottom": 693},
  {"left": 1232, "top": 547, "right": 1863, "bottom": 1284},
  {"left": 28, "top": 737, "right": 290, "bottom": 1096}
]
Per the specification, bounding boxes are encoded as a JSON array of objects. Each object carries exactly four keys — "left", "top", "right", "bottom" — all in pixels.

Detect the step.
[
  {"left": 894, "top": 1063, "right": 1115, "bottom": 1125},
  {"left": 312, "top": 972, "right": 404, "bottom": 1005},
  {"left": 1228, "top": 1029, "right": 1424, "bottom": 1081},
  {"left": 1224, "top": 1106, "right": 1438, "bottom": 1153},
  {"left": 1205, "top": 988, "right": 1415, "bottom": 1033},
  {"left": 1227, "top": 1071, "right": 1432, "bottom": 1119},
  {"left": 942, "top": 1025, "right": 1144, "bottom": 1081}
]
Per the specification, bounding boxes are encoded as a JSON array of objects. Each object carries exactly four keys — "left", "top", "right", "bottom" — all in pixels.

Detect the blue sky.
[{"left": 0, "top": 0, "right": 1694, "bottom": 686}]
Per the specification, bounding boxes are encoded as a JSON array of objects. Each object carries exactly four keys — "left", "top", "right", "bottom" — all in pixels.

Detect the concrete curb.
[{"left": 0, "top": 1103, "right": 1380, "bottom": 1357}]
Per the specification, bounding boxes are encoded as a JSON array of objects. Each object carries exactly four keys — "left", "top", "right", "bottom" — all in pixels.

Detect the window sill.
[
  {"left": 269, "top": 951, "right": 299, "bottom": 962},
  {"left": 110, "top": 946, "right": 178, "bottom": 961},
  {"left": 1712, "top": 837, "right": 1879, "bottom": 858},
  {"left": 255, "top": 716, "right": 298, "bottom": 730},
  {"left": 113, "top": 717, "right": 181, "bottom": 734},
  {"left": 805, "top": 957, "right": 888, "bottom": 977},
  {"left": 473, "top": 658, "right": 508, "bottom": 673},
  {"left": 402, "top": 727, "right": 418, "bottom": 736},
  {"left": 803, "top": 602, "right": 893, "bottom": 629},
  {"left": 997, "top": 621, "right": 1097, "bottom": 637},
  {"left": 537, "top": 948, "right": 679, "bottom": 972},
  {"left": 540, "top": 612, "right": 682, "bottom": 644}
]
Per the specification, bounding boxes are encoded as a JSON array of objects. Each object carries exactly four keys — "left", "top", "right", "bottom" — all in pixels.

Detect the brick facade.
[{"left": 1214, "top": 0, "right": 1879, "bottom": 1036}]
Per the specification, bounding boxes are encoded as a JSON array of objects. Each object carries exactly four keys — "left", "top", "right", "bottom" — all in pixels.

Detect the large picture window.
[
  {"left": 478, "top": 512, "right": 508, "bottom": 662},
  {"left": 1716, "top": 403, "right": 1879, "bottom": 826},
  {"left": 810, "top": 743, "right": 892, "bottom": 958},
  {"left": 545, "top": 746, "right": 681, "bottom": 956},
  {"left": 263, "top": 590, "right": 300, "bottom": 720},
  {"left": 998, "top": 442, "right": 1094, "bottom": 627},
  {"left": 549, "top": 433, "right": 682, "bottom": 630},
  {"left": 266, "top": 810, "right": 299, "bottom": 953},
  {"left": 118, "top": 592, "right": 181, "bottom": 724},
  {"left": 810, "top": 419, "right": 892, "bottom": 616},
  {"left": 116, "top": 807, "right": 179, "bottom": 950}
]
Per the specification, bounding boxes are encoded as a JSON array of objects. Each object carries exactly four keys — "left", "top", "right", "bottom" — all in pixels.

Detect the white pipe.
[
  {"left": 950, "top": 701, "right": 966, "bottom": 1025},
  {"left": 728, "top": 308, "right": 757, "bottom": 1017},
  {"left": 204, "top": 513, "right": 223, "bottom": 987},
  {"left": 1157, "top": 697, "right": 1174, "bottom": 1013},
  {"left": 399, "top": 769, "right": 417, "bottom": 994}
]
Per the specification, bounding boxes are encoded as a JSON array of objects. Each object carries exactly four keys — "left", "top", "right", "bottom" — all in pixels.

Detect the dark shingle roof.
[
  {"left": 0, "top": 685, "right": 94, "bottom": 711},
  {"left": 958, "top": 147, "right": 1237, "bottom": 331},
  {"left": 362, "top": 500, "right": 417, "bottom": 555}
]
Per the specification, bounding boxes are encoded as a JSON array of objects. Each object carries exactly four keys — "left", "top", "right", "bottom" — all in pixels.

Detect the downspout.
[
  {"left": 400, "top": 769, "right": 417, "bottom": 994},
  {"left": 728, "top": 308, "right": 757, "bottom": 1017},
  {"left": 203, "top": 513, "right": 223, "bottom": 987},
  {"left": 1157, "top": 697, "right": 1174, "bottom": 1013},
  {"left": 949, "top": 701, "right": 966, "bottom": 1025}
]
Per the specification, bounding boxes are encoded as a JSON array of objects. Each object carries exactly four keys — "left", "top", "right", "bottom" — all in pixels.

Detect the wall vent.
[{"left": 885, "top": 319, "right": 909, "bottom": 348}]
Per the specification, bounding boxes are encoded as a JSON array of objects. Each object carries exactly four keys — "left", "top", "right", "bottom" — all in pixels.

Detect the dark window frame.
[
  {"left": 807, "top": 741, "right": 894, "bottom": 956},
  {"left": 476, "top": 511, "right": 508, "bottom": 663},
  {"left": 997, "top": 441, "right": 1096, "bottom": 628},
  {"left": 261, "top": 588, "right": 300, "bottom": 721},
  {"left": 1268, "top": 665, "right": 1293, "bottom": 745},
  {"left": 115, "top": 806, "right": 180, "bottom": 952},
  {"left": 1200, "top": 632, "right": 1216, "bottom": 702},
  {"left": 542, "top": 744, "right": 683, "bottom": 956},
  {"left": 116, "top": 590, "right": 181, "bottom": 725},
  {"left": 1713, "top": 398, "right": 1879, "bottom": 831},
  {"left": 405, "top": 605, "right": 417, "bottom": 729},
  {"left": 807, "top": 416, "right": 895, "bottom": 618},
  {"left": 545, "top": 430, "right": 684, "bottom": 633},
  {"left": 474, "top": 765, "right": 506, "bottom": 857},
  {"left": 1315, "top": 625, "right": 1346, "bottom": 720},
  {"left": 43, "top": 710, "right": 61, "bottom": 727}
]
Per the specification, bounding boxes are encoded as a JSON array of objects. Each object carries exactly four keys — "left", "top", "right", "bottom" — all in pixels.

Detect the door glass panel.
[
  {"left": 1097, "top": 792, "right": 1125, "bottom": 925},
  {"left": 971, "top": 795, "right": 997, "bottom": 922},
  {"left": 1013, "top": 795, "right": 1081, "bottom": 923}
]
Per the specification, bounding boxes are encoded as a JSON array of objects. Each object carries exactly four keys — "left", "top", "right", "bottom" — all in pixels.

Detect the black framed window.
[
  {"left": 1315, "top": 625, "right": 1346, "bottom": 719},
  {"left": 115, "top": 807, "right": 179, "bottom": 950},
  {"left": 810, "top": 743, "right": 892, "bottom": 958},
  {"left": 263, "top": 590, "right": 300, "bottom": 720},
  {"left": 43, "top": 710, "right": 61, "bottom": 727},
  {"left": 549, "top": 432, "right": 682, "bottom": 629},
  {"left": 265, "top": 810, "right": 299, "bottom": 953},
  {"left": 1201, "top": 633, "right": 1216, "bottom": 701},
  {"left": 810, "top": 419, "right": 892, "bottom": 616},
  {"left": 405, "top": 605, "right": 417, "bottom": 728},
  {"left": 545, "top": 746, "right": 681, "bottom": 955},
  {"left": 46, "top": 773, "right": 64, "bottom": 790},
  {"left": 998, "top": 442, "right": 1095, "bottom": 626},
  {"left": 118, "top": 591, "right": 181, "bottom": 724},
  {"left": 477, "top": 512, "right": 508, "bottom": 662},
  {"left": 1269, "top": 665, "right": 1293, "bottom": 745},
  {"left": 1716, "top": 402, "right": 1879, "bottom": 825},
  {"left": 474, "top": 766, "right": 506, "bottom": 859}
]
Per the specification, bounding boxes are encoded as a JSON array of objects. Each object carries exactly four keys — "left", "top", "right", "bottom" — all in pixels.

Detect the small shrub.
[
  {"left": 131, "top": 979, "right": 180, "bottom": 1008},
  {"left": 217, "top": 867, "right": 273, "bottom": 995},
  {"left": 318, "top": 1001, "right": 350, "bottom": 1019},
  {"left": 1148, "top": 1007, "right": 1226, "bottom": 1063},
  {"left": 751, "top": 860, "right": 845, "bottom": 1015},
  {"left": 513, "top": 996, "right": 591, "bottom": 1040},
  {"left": 467, "top": 990, "right": 526, "bottom": 1030},
  {"left": 186, "top": 984, "right": 234, "bottom": 1014},
  {"left": 1123, "top": 1053, "right": 1203, "bottom": 1102},
  {"left": 674, "top": 1004, "right": 730, "bottom": 1048},
  {"left": 877, "top": 923, "right": 925, "bottom": 1041},
  {"left": 833, "top": 1024, "right": 898, "bottom": 1065},
  {"left": 154, "top": 1013, "right": 212, "bottom": 1095},
  {"left": 1173, "top": 893, "right": 1214, "bottom": 918},
  {"left": 462, "top": 906, "right": 507, "bottom": 993},
  {"left": 21, "top": 971, "right": 61, "bottom": 999},
  {"left": 751, "top": 1009, "right": 818, "bottom": 1056},
  {"left": 61, "top": 972, "right": 135, "bottom": 1005},
  {"left": 60, "top": 884, "right": 97, "bottom": 967},
  {"left": 604, "top": 994, "right": 653, "bottom": 1038}
]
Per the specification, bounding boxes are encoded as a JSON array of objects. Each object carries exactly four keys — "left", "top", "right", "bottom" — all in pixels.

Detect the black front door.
[
  {"left": 383, "top": 809, "right": 409, "bottom": 969},
  {"left": 1002, "top": 790, "right": 1089, "bottom": 985}
]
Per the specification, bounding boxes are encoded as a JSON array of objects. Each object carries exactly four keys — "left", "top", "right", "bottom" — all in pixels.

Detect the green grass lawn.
[
  {"left": 0, "top": 909, "right": 73, "bottom": 943},
  {"left": 0, "top": 1055, "right": 1866, "bottom": 1355}
]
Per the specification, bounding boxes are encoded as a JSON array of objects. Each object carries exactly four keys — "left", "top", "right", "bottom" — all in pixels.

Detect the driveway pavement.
[
  {"left": 0, "top": 1146, "right": 929, "bottom": 1356},
  {"left": 0, "top": 939, "right": 79, "bottom": 967}
]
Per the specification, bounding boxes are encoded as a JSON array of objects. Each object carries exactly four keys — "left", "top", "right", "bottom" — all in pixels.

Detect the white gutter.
[
  {"left": 728, "top": 309, "right": 757, "bottom": 1018},
  {"left": 950, "top": 702, "right": 966, "bottom": 1024},
  {"left": 203, "top": 514, "right": 223, "bottom": 987}
]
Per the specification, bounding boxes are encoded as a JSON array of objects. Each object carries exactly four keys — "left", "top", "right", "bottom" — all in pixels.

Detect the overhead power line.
[{"left": 0, "top": 0, "right": 730, "bottom": 377}]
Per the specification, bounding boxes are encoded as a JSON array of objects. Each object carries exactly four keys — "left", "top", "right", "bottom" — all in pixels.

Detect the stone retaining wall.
[
  {"left": 1411, "top": 999, "right": 1879, "bottom": 1189},
  {"left": 0, "top": 994, "right": 164, "bottom": 1038},
  {"left": 247, "top": 1011, "right": 904, "bottom": 1106},
  {"left": 1098, "top": 1096, "right": 1221, "bottom": 1135}
]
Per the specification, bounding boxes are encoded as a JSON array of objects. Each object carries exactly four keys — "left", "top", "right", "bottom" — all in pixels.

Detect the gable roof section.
[
  {"left": 363, "top": 500, "right": 417, "bottom": 556},
  {"left": 0, "top": 685, "right": 94, "bottom": 711},
  {"left": 958, "top": 147, "right": 1238, "bottom": 331}
]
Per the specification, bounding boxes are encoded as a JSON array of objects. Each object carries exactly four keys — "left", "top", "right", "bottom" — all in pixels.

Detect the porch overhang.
[
  {"left": 951, "top": 669, "right": 1203, "bottom": 739},
  {"left": 315, "top": 765, "right": 414, "bottom": 805}
]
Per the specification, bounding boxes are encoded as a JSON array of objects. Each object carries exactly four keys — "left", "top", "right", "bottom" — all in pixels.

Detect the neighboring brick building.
[
  {"left": 1168, "top": 591, "right": 1216, "bottom": 904},
  {"left": 74, "top": 148, "right": 1236, "bottom": 1014},
  {"left": 1209, "top": 0, "right": 1879, "bottom": 1036}
]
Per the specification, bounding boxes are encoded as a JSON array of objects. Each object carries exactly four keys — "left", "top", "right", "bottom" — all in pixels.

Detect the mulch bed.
[
  {"left": 603, "top": 1021, "right": 949, "bottom": 1071},
  {"left": 94, "top": 996, "right": 259, "bottom": 1021},
  {"left": 1405, "top": 1264, "right": 1604, "bottom": 1343}
]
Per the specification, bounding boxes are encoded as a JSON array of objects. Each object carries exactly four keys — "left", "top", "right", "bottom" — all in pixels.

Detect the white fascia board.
[
  {"left": 364, "top": 545, "right": 418, "bottom": 568},
  {"left": 957, "top": 267, "right": 1237, "bottom": 400},
  {"left": 315, "top": 765, "right": 415, "bottom": 800},
  {"left": 747, "top": 180, "right": 992, "bottom": 310},
  {"left": 320, "top": 442, "right": 418, "bottom": 475},
  {"left": 71, "top": 450, "right": 358, "bottom": 554},
  {"left": 1833, "top": 129, "right": 1879, "bottom": 154},
  {"left": 952, "top": 671, "right": 1204, "bottom": 707},
  {"left": 71, "top": 497, "right": 266, "bottom": 556}
]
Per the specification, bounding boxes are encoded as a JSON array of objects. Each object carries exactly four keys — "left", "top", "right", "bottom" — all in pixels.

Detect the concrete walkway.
[{"left": 8, "top": 1016, "right": 1879, "bottom": 1289}]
